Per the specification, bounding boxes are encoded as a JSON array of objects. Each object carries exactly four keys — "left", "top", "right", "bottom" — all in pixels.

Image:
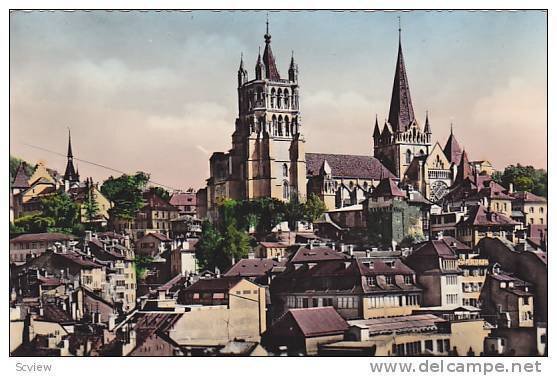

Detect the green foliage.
[
  {"left": 9, "top": 155, "right": 35, "bottom": 182},
  {"left": 134, "top": 255, "right": 154, "bottom": 281},
  {"left": 494, "top": 164, "right": 547, "bottom": 197},
  {"left": 41, "top": 192, "right": 79, "bottom": 232},
  {"left": 304, "top": 194, "right": 327, "bottom": 223},
  {"left": 83, "top": 185, "right": 100, "bottom": 223},
  {"left": 101, "top": 172, "right": 150, "bottom": 220},
  {"left": 195, "top": 220, "right": 226, "bottom": 271},
  {"left": 149, "top": 186, "right": 170, "bottom": 202},
  {"left": 366, "top": 209, "right": 391, "bottom": 247},
  {"left": 13, "top": 213, "right": 54, "bottom": 233}
]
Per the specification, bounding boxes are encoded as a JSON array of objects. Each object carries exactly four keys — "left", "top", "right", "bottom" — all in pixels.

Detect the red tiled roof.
[
  {"left": 463, "top": 205, "right": 519, "bottom": 227},
  {"left": 40, "top": 304, "right": 73, "bottom": 323},
  {"left": 169, "top": 192, "right": 197, "bottom": 207},
  {"left": 144, "top": 232, "right": 171, "bottom": 242},
  {"left": 306, "top": 153, "right": 394, "bottom": 180},
  {"left": 224, "top": 259, "right": 281, "bottom": 278},
  {"left": 290, "top": 246, "right": 347, "bottom": 264},
  {"left": 370, "top": 178, "right": 406, "bottom": 198},
  {"left": 512, "top": 191, "right": 547, "bottom": 203},
  {"left": 443, "top": 132, "right": 463, "bottom": 165},
  {"left": 184, "top": 276, "right": 243, "bottom": 293},
  {"left": 259, "top": 242, "right": 289, "bottom": 248},
  {"left": 37, "top": 276, "right": 63, "bottom": 287},
  {"left": 142, "top": 191, "right": 178, "bottom": 211},
  {"left": 412, "top": 239, "right": 458, "bottom": 260},
  {"left": 287, "top": 307, "right": 348, "bottom": 337},
  {"left": 12, "top": 163, "right": 30, "bottom": 189},
  {"left": 10, "top": 232, "right": 75, "bottom": 243}
]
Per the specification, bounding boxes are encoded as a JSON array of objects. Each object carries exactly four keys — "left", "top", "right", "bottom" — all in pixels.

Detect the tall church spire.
[
  {"left": 63, "top": 128, "right": 79, "bottom": 184},
  {"left": 262, "top": 14, "right": 280, "bottom": 81},
  {"left": 387, "top": 19, "right": 415, "bottom": 133}
]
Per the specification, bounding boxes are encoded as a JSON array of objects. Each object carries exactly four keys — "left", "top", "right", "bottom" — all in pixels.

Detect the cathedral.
[
  {"left": 204, "top": 22, "right": 475, "bottom": 214},
  {"left": 206, "top": 22, "right": 306, "bottom": 215}
]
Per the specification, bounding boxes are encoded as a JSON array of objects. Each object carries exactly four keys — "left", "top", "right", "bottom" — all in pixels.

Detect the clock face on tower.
[{"left": 431, "top": 180, "right": 449, "bottom": 202}]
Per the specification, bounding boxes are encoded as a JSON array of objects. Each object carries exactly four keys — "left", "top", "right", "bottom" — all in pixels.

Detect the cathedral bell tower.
[
  {"left": 373, "top": 24, "right": 431, "bottom": 178},
  {"left": 229, "top": 18, "right": 307, "bottom": 202}
]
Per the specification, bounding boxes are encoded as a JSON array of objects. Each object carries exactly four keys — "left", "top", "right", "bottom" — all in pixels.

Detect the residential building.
[
  {"left": 135, "top": 232, "right": 172, "bottom": 258},
  {"left": 511, "top": 191, "right": 547, "bottom": 226},
  {"left": 254, "top": 242, "right": 290, "bottom": 260},
  {"left": 270, "top": 258, "right": 422, "bottom": 321},
  {"left": 10, "top": 232, "right": 75, "bottom": 265},
  {"left": 404, "top": 237, "right": 463, "bottom": 308},
  {"left": 455, "top": 204, "right": 521, "bottom": 247},
  {"left": 264, "top": 307, "right": 349, "bottom": 355},
  {"left": 169, "top": 189, "right": 197, "bottom": 216}
]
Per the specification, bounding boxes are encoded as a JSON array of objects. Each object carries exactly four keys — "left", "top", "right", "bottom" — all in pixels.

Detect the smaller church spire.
[
  {"left": 288, "top": 50, "right": 298, "bottom": 82},
  {"left": 373, "top": 114, "right": 381, "bottom": 138},
  {"left": 424, "top": 110, "right": 432, "bottom": 134},
  {"left": 255, "top": 46, "right": 264, "bottom": 80},
  {"left": 67, "top": 128, "right": 73, "bottom": 158}
]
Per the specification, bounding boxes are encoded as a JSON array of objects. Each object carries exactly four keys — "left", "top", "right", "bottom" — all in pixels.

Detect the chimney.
[
  {"left": 508, "top": 183, "right": 514, "bottom": 194},
  {"left": 437, "top": 231, "right": 444, "bottom": 240},
  {"left": 85, "top": 231, "right": 92, "bottom": 242},
  {"left": 391, "top": 240, "right": 397, "bottom": 252},
  {"left": 108, "top": 313, "right": 117, "bottom": 331}
]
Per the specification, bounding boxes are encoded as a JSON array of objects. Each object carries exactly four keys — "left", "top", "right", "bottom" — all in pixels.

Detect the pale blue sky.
[{"left": 10, "top": 10, "right": 547, "bottom": 190}]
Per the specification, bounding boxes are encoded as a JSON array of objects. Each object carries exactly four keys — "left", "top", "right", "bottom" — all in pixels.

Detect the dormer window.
[
  {"left": 385, "top": 276, "right": 394, "bottom": 285},
  {"left": 404, "top": 275, "right": 413, "bottom": 284},
  {"left": 366, "top": 276, "right": 376, "bottom": 286}
]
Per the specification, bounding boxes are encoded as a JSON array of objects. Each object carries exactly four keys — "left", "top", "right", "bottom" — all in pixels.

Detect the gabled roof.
[
  {"left": 443, "top": 129, "right": 463, "bottom": 165},
  {"left": 306, "top": 153, "right": 394, "bottom": 180},
  {"left": 169, "top": 192, "right": 197, "bottom": 207},
  {"left": 10, "top": 232, "right": 75, "bottom": 243},
  {"left": 224, "top": 258, "right": 282, "bottom": 278},
  {"left": 281, "top": 307, "right": 349, "bottom": 337},
  {"left": 348, "top": 314, "right": 445, "bottom": 336},
  {"left": 512, "top": 191, "right": 547, "bottom": 203},
  {"left": 184, "top": 276, "right": 244, "bottom": 293},
  {"left": 142, "top": 191, "right": 178, "bottom": 211},
  {"left": 289, "top": 246, "right": 347, "bottom": 264},
  {"left": 455, "top": 150, "right": 473, "bottom": 183},
  {"left": 370, "top": 178, "right": 406, "bottom": 198},
  {"left": 142, "top": 232, "right": 171, "bottom": 242},
  {"left": 12, "top": 162, "right": 30, "bottom": 189},
  {"left": 411, "top": 239, "right": 458, "bottom": 260},
  {"left": 461, "top": 205, "right": 519, "bottom": 227}
]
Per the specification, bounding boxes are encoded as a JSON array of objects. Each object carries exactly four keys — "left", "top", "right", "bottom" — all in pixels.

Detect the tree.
[
  {"left": 10, "top": 155, "right": 35, "bottom": 182},
  {"left": 221, "top": 223, "right": 250, "bottom": 265},
  {"left": 149, "top": 186, "right": 170, "bottom": 202},
  {"left": 252, "top": 197, "right": 286, "bottom": 236},
  {"left": 40, "top": 192, "right": 80, "bottom": 234},
  {"left": 13, "top": 213, "right": 54, "bottom": 233},
  {"left": 195, "top": 220, "right": 225, "bottom": 271},
  {"left": 284, "top": 198, "right": 305, "bottom": 230},
  {"left": 367, "top": 209, "right": 391, "bottom": 247},
  {"left": 101, "top": 172, "right": 150, "bottom": 220},
  {"left": 303, "top": 193, "right": 327, "bottom": 223},
  {"left": 83, "top": 184, "right": 100, "bottom": 224},
  {"left": 494, "top": 164, "right": 547, "bottom": 197}
]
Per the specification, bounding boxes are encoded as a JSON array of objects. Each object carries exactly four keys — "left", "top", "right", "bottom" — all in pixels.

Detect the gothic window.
[
  {"left": 272, "top": 115, "right": 277, "bottom": 136},
  {"left": 284, "top": 89, "right": 290, "bottom": 108},
  {"left": 283, "top": 181, "right": 290, "bottom": 200},
  {"left": 283, "top": 163, "right": 288, "bottom": 177},
  {"left": 285, "top": 116, "right": 290, "bottom": 136},
  {"left": 420, "top": 149, "right": 425, "bottom": 156},
  {"left": 278, "top": 115, "right": 283, "bottom": 136},
  {"left": 277, "top": 89, "right": 283, "bottom": 109},
  {"left": 271, "top": 88, "right": 276, "bottom": 108},
  {"left": 406, "top": 149, "right": 413, "bottom": 164}
]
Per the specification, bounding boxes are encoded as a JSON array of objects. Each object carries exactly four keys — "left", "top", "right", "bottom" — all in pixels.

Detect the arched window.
[
  {"left": 283, "top": 181, "right": 290, "bottom": 200},
  {"left": 277, "top": 89, "right": 283, "bottom": 109},
  {"left": 278, "top": 115, "right": 283, "bottom": 136},
  {"left": 284, "top": 89, "right": 290, "bottom": 108},
  {"left": 283, "top": 163, "right": 288, "bottom": 177},
  {"left": 285, "top": 116, "right": 290, "bottom": 136},
  {"left": 406, "top": 149, "right": 413, "bottom": 164},
  {"left": 270, "top": 88, "right": 276, "bottom": 108},
  {"left": 272, "top": 115, "right": 277, "bottom": 136}
]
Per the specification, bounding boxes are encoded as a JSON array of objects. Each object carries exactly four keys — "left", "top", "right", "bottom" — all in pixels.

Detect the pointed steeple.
[
  {"left": 64, "top": 128, "right": 78, "bottom": 184},
  {"left": 67, "top": 128, "right": 73, "bottom": 158},
  {"left": 373, "top": 115, "right": 381, "bottom": 138},
  {"left": 238, "top": 53, "right": 247, "bottom": 86},
  {"left": 456, "top": 149, "right": 472, "bottom": 183},
  {"left": 262, "top": 15, "right": 281, "bottom": 81},
  {"left": 12, "top": 162, "right": 30, "bottom": 190},
  {"left": 387, "top": 21, "right": 416, "bottom": 133},
  {"left": 424, "top": 111, "right": 432, "bottom": 134},
  {"left": 255, "top": 46, "right": 264, "bottom": 80},
  {"left": 288, "top": 50, "right": 298, "bottom": 82},
  {"left": 443, "top": 123, "right": 463, "bottom": 165}
]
